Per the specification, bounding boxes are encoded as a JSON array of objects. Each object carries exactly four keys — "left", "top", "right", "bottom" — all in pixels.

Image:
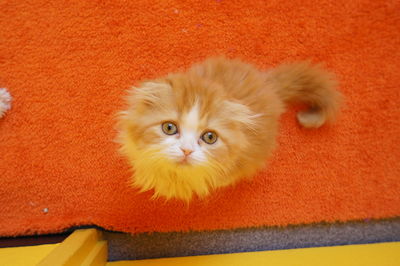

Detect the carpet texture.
[{"left": 0, "top": 0, "right": 399, "bottom": 237}]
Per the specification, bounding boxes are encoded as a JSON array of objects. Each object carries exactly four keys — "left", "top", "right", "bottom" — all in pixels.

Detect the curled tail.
[{"left": 267, "top": 62, "right": 342, "bottom": 128}]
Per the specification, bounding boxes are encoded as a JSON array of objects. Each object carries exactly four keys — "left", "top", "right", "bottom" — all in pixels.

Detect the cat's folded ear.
[
  {"left": 127, "top": 81, "right": 172, "bottom": 110},
  {"left": 222, "top": 100, "right": 261, "bottom": 131}
]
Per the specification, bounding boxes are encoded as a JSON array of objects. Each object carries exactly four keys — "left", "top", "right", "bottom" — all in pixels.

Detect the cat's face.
[
  {"left": 156, "top": 106, "right": 220, "bottom": 167},
  {"left": 119, "top": 77, "right": 258, "bottom": 200}
]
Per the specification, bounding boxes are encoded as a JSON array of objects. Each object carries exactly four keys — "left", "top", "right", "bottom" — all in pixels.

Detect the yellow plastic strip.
[
  {"left": 0, "top": 243, "right": 58, "bottom": 266},
  {"left": 107, "top": 241, "right": 400, "bottom": 266},
  {"left": 81, "top": 240, "right": 108, "bottom": 266},
  {"left": 38, "top": 229, "right": 104, "bottom": 266}
]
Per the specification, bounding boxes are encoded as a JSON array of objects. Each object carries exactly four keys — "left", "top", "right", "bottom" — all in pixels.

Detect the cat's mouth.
[{"left": 177, "top": 156, "right": 192, "bottom": 166}]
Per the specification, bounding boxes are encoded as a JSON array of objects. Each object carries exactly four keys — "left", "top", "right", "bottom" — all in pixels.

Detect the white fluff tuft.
[{"left": 0, "top": 88, "right": 12, "bottom": 118}]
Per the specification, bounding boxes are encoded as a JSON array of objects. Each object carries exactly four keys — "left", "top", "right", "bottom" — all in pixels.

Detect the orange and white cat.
[{"left": 117, "top": 57, "right": 341, "bottom": 201}]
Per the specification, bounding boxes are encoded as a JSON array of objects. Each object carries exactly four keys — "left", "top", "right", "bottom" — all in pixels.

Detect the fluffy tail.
[{"left": 267, "top": 62, "right": 342, "bottom": 128}]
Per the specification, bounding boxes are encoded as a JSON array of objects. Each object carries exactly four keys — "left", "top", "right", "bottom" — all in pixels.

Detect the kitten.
[{"left": 117, "top": 57, "right": 341, "bottom": 201}]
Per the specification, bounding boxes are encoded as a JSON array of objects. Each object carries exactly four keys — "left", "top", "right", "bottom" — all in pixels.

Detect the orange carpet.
[{"left": 0, "top": 0, "right": 399, "bottom": 237}]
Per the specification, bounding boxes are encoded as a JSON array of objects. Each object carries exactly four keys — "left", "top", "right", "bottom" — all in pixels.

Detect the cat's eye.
[
  {"left": 201, "top": 131, "right": 218, "bottom": 144},
  {"left": 162, "top": 122, "right": 178, "bottom": 135}
]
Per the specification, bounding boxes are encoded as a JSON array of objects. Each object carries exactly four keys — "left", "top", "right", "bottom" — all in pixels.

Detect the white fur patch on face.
[
  {"left": 160, "top": 101, "right": 208, "bottom": 165},
  {"left": 180, "top": 101, "right": 200, "bottom": 151},
  {"left": 182, "top": 102, "right": 200, "bottom": 130}
]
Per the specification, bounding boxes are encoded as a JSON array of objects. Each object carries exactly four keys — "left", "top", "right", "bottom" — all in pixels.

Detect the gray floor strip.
[{"left": 105, "top": 218, "right": 400, "bottom": 261}]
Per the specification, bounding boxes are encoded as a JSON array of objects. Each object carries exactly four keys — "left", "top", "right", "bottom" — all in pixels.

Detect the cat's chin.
[{"left": 176, "top": 158, "right": 192, "bottom": 166}]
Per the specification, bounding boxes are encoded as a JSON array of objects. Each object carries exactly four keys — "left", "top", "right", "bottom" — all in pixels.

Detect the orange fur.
[{"left": 117, "top": 57, "right": 342, "bottom": 201}]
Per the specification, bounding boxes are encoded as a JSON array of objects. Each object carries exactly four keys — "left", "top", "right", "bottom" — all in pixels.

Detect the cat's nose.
[{"left": 180, "top": 148, "right": 193, "bottom": 156}]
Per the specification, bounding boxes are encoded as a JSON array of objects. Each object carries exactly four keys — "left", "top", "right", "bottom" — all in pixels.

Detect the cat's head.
[{"left": 118, "top": 74, "right": 260, "bottom": 201}]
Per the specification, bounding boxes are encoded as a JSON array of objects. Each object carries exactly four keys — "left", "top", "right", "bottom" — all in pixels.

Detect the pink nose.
[{"left": 180, "top": 148, "right": 193, "bottom": 156}]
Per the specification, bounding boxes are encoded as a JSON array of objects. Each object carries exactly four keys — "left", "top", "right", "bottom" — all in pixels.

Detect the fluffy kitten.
[{"left": 117, "top": 57, "right": 341, "bottom": 201}]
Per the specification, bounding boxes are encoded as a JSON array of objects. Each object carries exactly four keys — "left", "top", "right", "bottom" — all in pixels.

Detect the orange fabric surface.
[{"left": 0, "top": 0, "right": 399, "bottom": 237}]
